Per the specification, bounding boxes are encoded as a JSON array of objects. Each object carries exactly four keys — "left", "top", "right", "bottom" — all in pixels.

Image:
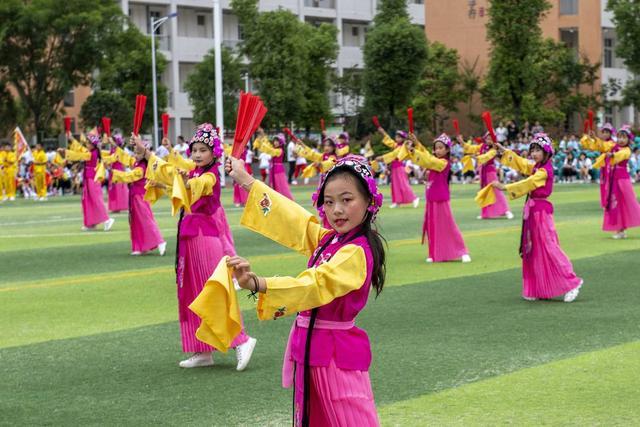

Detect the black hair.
[
  {"left": 320, "top": 168, "right": 386, "bottom": 296},
  {"left": 530, "top": 143, "right": 552, "bottom": 164},
  {"left": 322, "top": 138, "right": 336, "bottom": 154}
]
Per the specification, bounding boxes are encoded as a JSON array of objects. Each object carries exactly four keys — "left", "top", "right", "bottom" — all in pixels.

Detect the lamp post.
[{"left": 151, "top": 12, "right": 177, "bottom": 149}]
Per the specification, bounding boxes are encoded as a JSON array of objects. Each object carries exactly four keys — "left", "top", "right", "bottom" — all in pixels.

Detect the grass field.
[{"left": 1, "top": 182, "right": 639, "bottom": 426}]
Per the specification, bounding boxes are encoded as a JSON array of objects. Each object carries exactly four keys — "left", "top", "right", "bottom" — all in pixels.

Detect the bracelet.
[{"left": 251, "top": 275, "right": 260, "bottom": 293}]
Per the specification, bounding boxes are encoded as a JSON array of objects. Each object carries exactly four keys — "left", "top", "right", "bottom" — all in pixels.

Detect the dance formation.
[{"left": 8, "top": 105, "right": 639, "bottom": 426}]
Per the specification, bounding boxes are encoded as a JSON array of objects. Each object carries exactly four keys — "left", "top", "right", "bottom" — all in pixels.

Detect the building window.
[
  {"left": 604, "top": 38, "right": 614, "bottom": 68},
  {"left": 63, "top": 90, "right": 74, "bottom": 107},
  {"left": 413, "top": 0, "right": 424, "bottom": 4},
  {"left": 604, "top": 106, "right": 613, "bottom": 125},
  {"left": 149, "top": 11, "right": 162, "bottom": 35},
  {"left": 560, "top": 0, "right": 578, "bottom": 15},
  {"left": 238, "top": 24, "right": 245, "bottom": 40},
  {"left": 197, "top": 15, "right": 205, "bottom": 26},
  {"left": 352, "top": 26, "right": 359, "bottom": 37}
]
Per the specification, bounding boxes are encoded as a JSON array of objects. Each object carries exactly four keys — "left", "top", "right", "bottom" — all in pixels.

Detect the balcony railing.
[{"left": 304, "top": 0, "right": 336, "bottom": 9}]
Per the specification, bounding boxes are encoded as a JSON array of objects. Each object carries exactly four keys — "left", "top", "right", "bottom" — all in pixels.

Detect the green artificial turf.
[{"left": 1, "top": 183, "right": 639, "bottom": 425}]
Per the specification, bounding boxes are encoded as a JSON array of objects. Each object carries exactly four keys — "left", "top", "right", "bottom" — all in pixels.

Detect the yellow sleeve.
[
  {"left": 257, "top": 244, "right": 367, "bottom": 320},
  {"left": 336, "top": 145, "right": 350, "bottom": 157},
  {"left": 224, "top": 144, "right": 232, "bottom": 157},
  {"left": 187, "top": 172, "right": 216, "bottom": 205},
  {"left": 411, "top": 149, "right": 447, "bottom": 172},
  {"left": 53, "top": 153, "right": 65, "bottom": 166},
  {"left": 611, "top": 147, "right": 631, "bottom": 165},
  {"left": 382, "top": 133, "right": 397, "bottom": 149},
  {"left": 477, "top": 148, "right": 497, "bottom": 165},
  {"left": 167, "top": 150, "right": 196, "bottom": 171},
  {"left": 147, "top": 154, "right": 175, "bottom": 185},
  {"left": 504, "top": 168, "right": 548, "bottom": 200},
  {"left": 259, "top": 140, "right": 282, "bottom": 158},
  {"left": 240, "top": 180, "right": 331, "bottom": 257},
  {"left": 68, "top": 139, "right": 88, "bottom": 153},
  {"left": 112, "top": 167, "right": 144, "bottom": 184},
  {"left": 64, "top": 149, "right": 91, "bottom": 162},
  {"left": 380, "top": 147, "right": 402, "bottom": 164},
  {"left": 414, "top": 141, "right": 428, "bottom": 153},
  {"left": 94, "top": 162, "right": 106, "bottom": 183},
  {"left": 115, "top": 147, "right": 136, "bottom": 168},
  {"left": 462, "top": 155, "right": 474, "bottom": 173},
  {"left": 301, "top": 164, "right": 318, "bottom": 178},
  {"left": 297, "top": 145, "right": 323, "bottom": 163},
  {"left": 463, "top": 142, "right": 481, "bottom": 155},
  {"left": 580, "top": 136, "right": 615, "bottom": 153},
  {"left": 500, "top": 149, "right": 534, "bottom": 175},
  {"left": 318, "top": 157, "right": 337, "bottom": 173}
]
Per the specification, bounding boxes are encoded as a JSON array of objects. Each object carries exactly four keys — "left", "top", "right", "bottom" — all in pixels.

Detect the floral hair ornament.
[
  {"left": 272, "top": 133, "right": 286, "bottom": 147},
  {"left": 87, "top": 134, "right": 101, "bottom": 148},
  {"left": 395, "top": 130, "right": 408, "bottom": 140},
  {"left": 600, "top": 123, "right": 617, "bottom": 135},
  {"left": 434, "top": 133, "right": 452, "bottom": 148},
  {"left": 338, "top": 132, "right": 350, "bottom": 142},
  {"left": 188, "top": 123, "right": 223, "bottom": 158},
  {"left": 617, "top": 124, "right": 634, "bottom": 141},
  {"left": 112, "top": 134, "right": 124, "bottom": 147},
  {"left": 530, "top": 132, "right": 554, "bottom": 154},
  {"left": 312, "top": 155, "right": 384, "bottom": 221}
]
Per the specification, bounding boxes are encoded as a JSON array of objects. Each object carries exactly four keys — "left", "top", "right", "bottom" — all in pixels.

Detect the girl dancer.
[
  {"left": 581, "top": 123, "right": 616, "bottom": 209},
  {"left": 461, "top": 133, "right": 513, "bottom": 220},
  {"left": 253, "top": 129, "right": 294, "bottom": 200},
  {"left": 58, "top": 135, "right": 114, "bottom": 231},
  {"left": 297, "top": 135, "right": 338, "bottom": 179},
  {"left": 1, "top": 143, "right": 17, "bottom": 201},
  {"left": 375, "top": 126, "right": 419, "bottom": 209},
  {"left": 111, "top": 141, "right": 166, "bottom": 256},
  {"left": 137, "top": 123, "right": 256, "bottom": 370},
  {"left": 101, "top": 134, "right": 129, "bottom": 213},
  {"left": 226, "top": 154, "right": 384, "bottom": 426},
  {"left": 581, "top": 124, "right": 640, "bottom": 239},
  {"left": 404, "top": 133, "right": 470, "bottom": 263},
  {"left": 336, "top": 132, "right": 350, "bottom": 158},
  {"left": 494, "top": 134, "right": 583, "bottom": 302}
]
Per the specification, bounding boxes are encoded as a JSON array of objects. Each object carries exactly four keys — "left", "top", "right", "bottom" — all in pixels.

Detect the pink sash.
[{"left": 282, "top": 315, "right": 355, "bottom": 388}]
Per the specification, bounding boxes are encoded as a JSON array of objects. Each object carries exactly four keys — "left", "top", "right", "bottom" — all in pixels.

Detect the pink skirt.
[
  {"left": 129, "top": 194, "right": 164, "bottom": 253},
  {"left": 215, "top": 206, "right": 237, "bottom": 257},
  {"left": 603, "top": 178, "right": 640, "bottom": 231},
  {"left": 423, "top": 200, "right": 468, "bottom": 262},
  {"left": 390, "top": 163, "right": 416, "bottom": 205},
  {"left": 82, "top": 179, "right": 109, "bottom": 227},
  {"left": 294, "top": 359, "right": 379, "bottom": 427},
  {"left": 108, "top": 180, "right": 129, "bottom": 212},
  {"left": 599, "top": 167, "right": 609, "bottom": 208},
  {"left": 270, "top": 164, "right": 294, "bottom": 200},
  {"left": 522, "top": 210, "right": 582, "bottom": 299},
  {"left": 481, "top": 187, "right": 510, "bottom": 218},
  {"left": 233, "top": 183, "right": 248, "bottom": 206},
  {"left": 177, "top": 231, "right": 248, "bottom": 353}
]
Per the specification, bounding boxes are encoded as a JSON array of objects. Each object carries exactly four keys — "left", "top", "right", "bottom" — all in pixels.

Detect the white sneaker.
[
  {"left": 505, "top": 211, "right": 514, "bottom": 219},
  {"left": 9, "top": 197, "right": 15, "bottom": 201},
  {"left": 235, "top": 337, "right": 257, "bottom": 371},
  {"left": 81, "top": 226, "right": 94, "bottom": 231},
  {"left": 130, "top": 251, "right": 142, "bottom": 256},
  {"left": 461, "top": 254, "right": 471, "bottom": 263},
  {"left": 476, "top": 215, "right": 483, "bottom": 220},
  {"left": 389, "top": 203, "right": 398, "bottom": 209},
  {"left": 564, "top": 281, "right": 583, "bottom": 303},
  {"left": 612, "top": 231, "right": 627, "bottom": 240},
  {"left": 157, "top": 241, "right": 167, "bottom": 256},
  {"left": 179, "top": 352, "right": 214, "bottom": 368},
  {"left": 522, "top": 295, "right": 538, "bottom": 301},
  {"left": 412, "top": 197, "right": 420, "bottom": 208},
  {"left": 292, "top": 180, "right": 298, "bottom": 185},
  {"left": 303, "top": 178, "right": 309, "bottom": 185},
  {"left": 103, "top": 218, "right": 115, "bottom": 231},
  {"left": 426, "top": 257, "right": 433, "bottom": 263}
]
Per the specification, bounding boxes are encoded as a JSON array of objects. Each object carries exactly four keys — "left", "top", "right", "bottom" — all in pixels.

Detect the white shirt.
[
  {"left": 287, "top": 141, "right": 296, "bottom": 162},
  {"left": 175, "top": 143, "right": 189, "bottom": 157},
  {"left": 259, "top": 152, "right": 271, "bottom": 169},
  {"left": 296, "top": 155, "right": 307, "bottom": 166},
  {"left": 496, "top": 126, "right": 508, "bottom": 143},
  {"left": 245, "top": 149, "right": 254, "bottom": 164}
]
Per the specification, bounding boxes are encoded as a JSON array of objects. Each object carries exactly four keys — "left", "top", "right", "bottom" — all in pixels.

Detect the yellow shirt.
[
  {"left": 32, "top": 150, "right": 48, "bottom": 174},
  {"left": 240, "top": 180, "right": 367, "bottom": 321}
]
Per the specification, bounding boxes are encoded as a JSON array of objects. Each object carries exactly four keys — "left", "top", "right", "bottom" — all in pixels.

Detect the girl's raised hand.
[{"left": 225, "top": 156, "right": 254, "bottom": 188}]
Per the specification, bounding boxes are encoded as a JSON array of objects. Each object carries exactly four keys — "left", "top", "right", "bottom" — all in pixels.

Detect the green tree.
[
  {"left": 93, "top": 25, "right": 168, "bottom": 134},
  {"left": 184, "top": 47, "right": 243, "bottom": 127},
  {"left": 231, "top": 0, "right": 338, "bottom": 129},
  {"left": 412, "top": 42, "right": 465, "bottom": 135},
  {"left": 362, "top": 0, "right": 427, "bottom": 128},
  {"left": 80, "top": 91, "right": 132, "bottom": 132},
  {"left": 0, "top": 0, "right": 124, "bottom": 141},
  {"left": 483, "top": 0, "right": 551, "bottom": 125},
  {"left": 606, "top": 0, "right": 640, "bottom": 110}
]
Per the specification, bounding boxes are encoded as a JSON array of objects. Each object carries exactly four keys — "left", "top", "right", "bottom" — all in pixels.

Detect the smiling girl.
[
  {"left": 226, "top": 154, "right": 385, "bottom": 426},
  {"left": 494, "top": 134, "right": 583, "bottom": 302}
]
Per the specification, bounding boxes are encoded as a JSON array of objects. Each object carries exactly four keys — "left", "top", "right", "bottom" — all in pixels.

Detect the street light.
[{"left": 151, "top": 12, "right": 178, "bottom": 149}]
